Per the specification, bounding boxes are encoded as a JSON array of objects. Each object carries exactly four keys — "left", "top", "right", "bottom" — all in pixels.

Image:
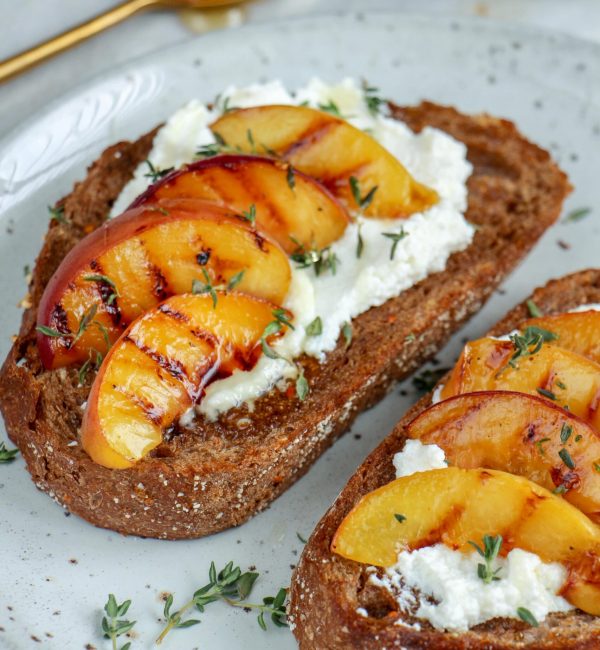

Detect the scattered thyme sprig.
[
  {"left": 318, "top": 100, "right": 343, "bottom": 117},
  {"left": 349, "top": 176, "right": 378, "bottom": 258},
  {"left": 382, "top": 229, "right": 408, "bottom": 260},
  {"left": 78, "top": 349, "right": 104, "bottom": 386},
  {"left": 517, "top": 606, "right": 539, "bottom": 627},
  {"left": 101, "top": 594, "right": 135, "bottom": 650},
  {"left": 195, "top": 132, "right": 235, "bottom": 158},
  {"left": 155, "top": 561, "right": 287, "bottom": 645},
  {"left": 468, "top": 534, "right": 503, "bottom": 584},
  {"left": 362, "top": 81, "right": 386, "bottom": 116},
  {"left": 0, "top": 441, "right": 18, "bottom": 463},
  {"left": 36, "top": 304, "right": 110, "bottom": 349},
  {"left": 305, "top": 316, "right": 323, "bottom": 337},
  {"left": 503, "top": 326, "right": 558, "bottom": 371},
  {"left": 144, "top": 160, "right": 174, "bottom": 183},
  {"left": 84, "top": 274, "right": 120, "bottom": 305},
  {"left": 563, "top": 206, "right": 591, "bottom": 223},
  {"left": 191, "top": 269, "right": 245, "bottom": 307},
  {"left": 289, "top": 238, "right": 339, "bottom": 276},
  {"left": 526, "top": 299, "right": 542, "bottom": 318},
  {"left": 241, "top": 203, "right": 256, "bottom": 225},
  {"left": 349, "top": 176, "right": 378, "bottom": 213},
  {"left": 48, "top": 204, "right": 67, "bottom": 224},
  {"left": 342, "top": 321, "right": 353, "bottom": 349}
]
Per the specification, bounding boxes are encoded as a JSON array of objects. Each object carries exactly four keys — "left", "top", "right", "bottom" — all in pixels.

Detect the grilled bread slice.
[
  {"left": 0, "top": 102, "right": 569, "bottom": 539},
  {"left": 289, "top": 269, "right": 600, "bottom": 649}
]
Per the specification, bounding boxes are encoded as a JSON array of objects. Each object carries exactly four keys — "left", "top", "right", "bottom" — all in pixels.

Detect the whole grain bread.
[
  {"left": 289, "top": 269, "right": 600, "bottom": 649},
  {"left": 0, "top": 102, "right": 569, "bottom": 539}
]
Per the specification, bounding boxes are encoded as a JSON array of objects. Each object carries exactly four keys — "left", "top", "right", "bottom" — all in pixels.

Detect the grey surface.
[
  {"left": 1, "top": 9, "right": 600, "bottom": 650},
  {"left": 2, "top": 0, "right": 600, "bottom": 140}
]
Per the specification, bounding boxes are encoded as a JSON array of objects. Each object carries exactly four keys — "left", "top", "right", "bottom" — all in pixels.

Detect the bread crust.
[
  {"left": 289, "top": 270, "right": 600, "bottom": 649},
  {"left": 0, "top": 103, "right": 569, "bottom": 539}
]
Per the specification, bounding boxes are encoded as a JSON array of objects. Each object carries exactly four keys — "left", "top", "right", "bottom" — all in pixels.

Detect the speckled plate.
[{"left": 1, "top": 11, "right": 600, "bottom": 650}]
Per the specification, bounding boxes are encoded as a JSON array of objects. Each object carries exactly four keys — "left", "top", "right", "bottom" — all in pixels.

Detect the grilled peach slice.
[
  {"left": 407, "top": 391, "right": 600, "bottom": 521},
  {"left": 211, "top": 105, "right": 438, "bottom": 218},
  {"left": 522, "top": 310, "right": 600, "bottom": 364},
  {"left": 331, "top": 467, "right": 600, "bottom": 615},
  {"left": 440, "top": 337, "right": 600, "bottom": 430},
  {"left": 37, "top": 201, "right": 290, "bottom": 369},
  {"left": 131, "top": 155, "right": 349, "bottom": 253},
  {"left": 81, "top": 292, "right": 286, "bottom": 469}
]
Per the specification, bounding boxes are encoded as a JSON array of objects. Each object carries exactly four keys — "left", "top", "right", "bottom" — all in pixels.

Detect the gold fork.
[{"left": 0, "top": 0, "right": 245, "bottom": 83}]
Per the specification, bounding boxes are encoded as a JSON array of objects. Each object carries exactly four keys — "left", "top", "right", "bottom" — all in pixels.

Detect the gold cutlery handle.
[{"left": 0, "top": 0, "right": 158, "bottom": 83}]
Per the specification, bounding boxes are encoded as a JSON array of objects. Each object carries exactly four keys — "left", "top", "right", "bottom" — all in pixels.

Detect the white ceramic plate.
[{"left": 1, "top": 11, "right": 600, "bottom": 650}]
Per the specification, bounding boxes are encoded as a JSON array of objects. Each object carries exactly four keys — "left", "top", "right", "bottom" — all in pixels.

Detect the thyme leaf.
[
  {"left": 382, "top": 229, "right": 408, "bottom": 260},
  {"left": 144, "top": 160, "right": 173, "bottom": 183},
  {"left": 156, "top": 561, "right": 287, "bottom": 644},
  {"left": 505, "top": 326, "right": 558, "bottom": 371},
  {"left": 0, "top": 441, "right": 18, "bottom": 463},
  {"left": 289, "top": 238, "right": 339, "bottom": 276},
  {"left": 468, "top": 534, "right": 503, "bottom": 584},
  {"left": 101, "top": 594, "right": 135, "bottom": 650},
  {"left": 305, "top": 316, "right": 323, "bottom": 337},
  {"left": 517, "top": 607, "right": 539, "bottom": 627},
  {"left": 526, "top": 299, "right": 542, "bottom": 318}
]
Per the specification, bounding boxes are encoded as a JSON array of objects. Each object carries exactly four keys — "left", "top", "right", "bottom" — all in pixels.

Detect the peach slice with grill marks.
[
  {"left": 36, "top": 201, "right": 290, "bottom": 370},
  {"left": 331, "top": 467, "right": 600, "bottom": 615},
  {"left": 81, "top": 291, "right": 287, "bottom": 469},
  {"left": 210, "top": 105, "right": 438, "bottom": 218},
  {"left": 407, "top": 390, "right": 600, "bottom": 522},
  {"left": 131, "top": 155, "right": 349, "bottom": 253},
  {"left": 440, "top": 337, "right": 600, "bottom": 430},
  {"left": 522, "top": 310, "right": 600, "bottom": 364}
]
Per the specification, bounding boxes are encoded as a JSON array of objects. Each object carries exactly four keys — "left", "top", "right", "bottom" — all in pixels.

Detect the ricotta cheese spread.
[
  {"left": 369, "top": 544, "right": 572, "bottom": 632},
  {"left": 113, "top": 78, "right": 474, "bottom": 419},
  {"left": 378, "top": 439, "right": 573, "bottom": 631}
]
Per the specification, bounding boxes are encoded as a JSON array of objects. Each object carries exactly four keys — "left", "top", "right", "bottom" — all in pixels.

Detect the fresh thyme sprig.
[
  {"left": 78, "top": 349, "right": 104, "bottom": 386},
  {"left": 504, "top": 326, "right": 558, "bottom": 371},
  {"left": 318, "top": 100, "right": 343, "bottom": 117},
  {"left": 241, "top": 203, "right": 256, "bottom": 225},
  {"left": 289, "top": 238, "right": 339, "bottom": 276},
  {"left": 349, "top": 176, "right": 378, "bottom": 213},
  {"left": 563, "top": 206, "right": 591, "bottom": 223},
  {"left": 195, "top": 132, "right": 236, "bottom": 158},
  {"left": 468, "top": 534, "right": 503, "bottom": 584},
  {"left": 36, "top": 304, "right": 110, "bottom": 349},
  {"left": 286, "top": 164, "right": 296, "bottom": 191},
  {"left": 362, "top": 81, "right": 386, "bottom": 116},
  {"left": 0, "top": 441, "right": 18, "bottom": 463},
  {"left": 144, "top": 160, "right": 174, "bottom": 183},
  {"left": 84, "top": 274, "right": 120, "bottom": 305},
  {"left": 382, "top": 229, "right": 408, "bottom": 260},
  {"left": 48, "top": 204, "right": 67, "bottom": 224},
  {"left": 517, "top": 606, "right": 539, "bottom": 627},
  {"left": 101, "top": 594, "right": 135, "bottom": 650},
  {"left": 305, "top": 316, "right": 323, "bottom": 336},
  {"left": 342, "top": 322, "right": 353, "bottom": 349},
  {"left": 191, "top": 269, "right": 246, "bottom": 307},
  {"left": 526, "top": 299, "right": 542, "bottom": 318},
  {"left": 155, "top": 561, "right": 287, "bottom": 644}
]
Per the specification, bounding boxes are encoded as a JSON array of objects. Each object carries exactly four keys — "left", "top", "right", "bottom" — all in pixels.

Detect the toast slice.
[
  {"left": 0, "top": 102, "right": 569, "bottom": 539},
  {"left": 289, "top": 269, "right": 600, "bottom": 649}
]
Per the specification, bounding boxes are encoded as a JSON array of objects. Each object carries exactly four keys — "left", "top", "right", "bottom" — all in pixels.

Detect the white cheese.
[
  {"left": 112, "top": 78, "right": 474, "bottom": 419},
  {"left": 393, "top": 439, "right": 447, "bottom": 477},
  {"left": 370, "top": 544, "right": 572, "bottom": 632},
  {"left": 568, "top": 303, "right": 600, "bottom": 313}
]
